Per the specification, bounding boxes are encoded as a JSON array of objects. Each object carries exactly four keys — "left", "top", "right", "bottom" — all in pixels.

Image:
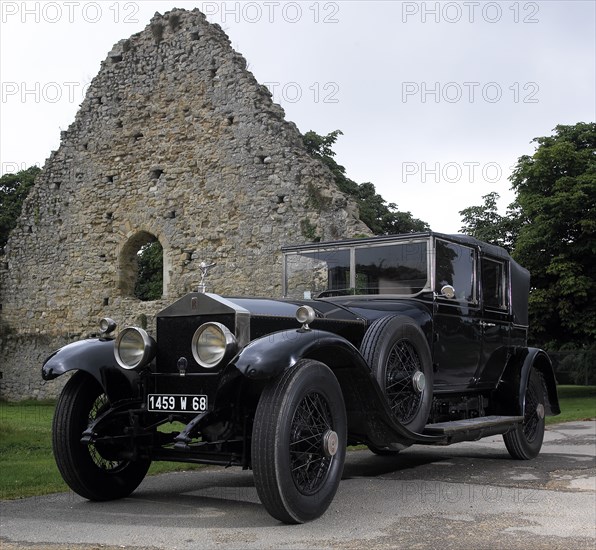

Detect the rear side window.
[
  {"left": 435, "top": 240, "right": 476, "bottom": 302},
  {"left": 482, "top": 258, "right": 508, "bottom": 310}
]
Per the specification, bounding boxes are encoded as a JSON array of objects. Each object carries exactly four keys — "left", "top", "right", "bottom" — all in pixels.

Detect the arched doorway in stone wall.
[{"left": 118, "top": 231, "right": 169, "bottom": 301}]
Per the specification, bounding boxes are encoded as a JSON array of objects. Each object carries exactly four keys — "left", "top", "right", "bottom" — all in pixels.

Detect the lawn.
[
  {"left": 1, "top": 385, "right": 594, "bottom": 499},
  {"left": 0, "top": 401, "right": 202, "bottom": 500},
  {"left": 546, "top": 385, "right": 596, "bottom": 424}
]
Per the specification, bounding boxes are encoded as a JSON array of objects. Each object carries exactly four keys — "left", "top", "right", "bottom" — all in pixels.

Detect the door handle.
[{"left": 479, "top": 321, "right": 496, "bottom": 328}]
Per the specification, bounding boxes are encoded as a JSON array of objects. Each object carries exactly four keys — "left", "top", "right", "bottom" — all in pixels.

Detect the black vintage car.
[{"left": 43, "top": 232, "right": 559, "bottom": 523}]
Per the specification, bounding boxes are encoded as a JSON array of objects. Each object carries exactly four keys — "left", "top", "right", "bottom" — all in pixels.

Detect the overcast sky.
[{"left": 1, "top": 1, "right": 594, "bottom": 233}]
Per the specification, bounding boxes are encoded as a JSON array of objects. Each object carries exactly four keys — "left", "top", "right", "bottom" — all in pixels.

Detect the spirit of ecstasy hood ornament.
[{"left": 198, "top": 261, "right": 216, "bottom": 293}]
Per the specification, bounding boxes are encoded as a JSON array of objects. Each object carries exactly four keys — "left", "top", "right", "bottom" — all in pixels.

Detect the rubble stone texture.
[{"left": 0, "top": 8, "right": 370, "bottom": 400}]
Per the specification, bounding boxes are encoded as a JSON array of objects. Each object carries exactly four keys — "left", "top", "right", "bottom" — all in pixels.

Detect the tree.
[
  {"left": 458, "top": 123, "right": 595, "bottom": 352},
  {"left": 510, "top": 122, "right": 595, "bottom": 349},
  {"left": 134, "top": 240, "right": 163, "bottom": 301},
  {"left": 0, "top": 166, "right": 41, "bottom": 249},
  {"left": 459, "top": 191, "right": 523, "bottom": 252},
  {"left": 303, "top": 130, "right": 429, "bottom": 235}
]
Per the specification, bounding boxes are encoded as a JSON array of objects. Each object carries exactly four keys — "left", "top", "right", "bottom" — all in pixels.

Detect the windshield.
[{"left": 284, "top": 240, "right": 430, "bottom": 299}]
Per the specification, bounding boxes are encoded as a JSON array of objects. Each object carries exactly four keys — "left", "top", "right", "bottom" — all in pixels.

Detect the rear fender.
[
  {"left": 492, "top": 347, "right": 560, "bottom": 416},
  {"left": 231, "top": 328, "right": 442, "bottom": 447},
  {"left": 42, "top": 338, "right": 142, "bottom": 402}
]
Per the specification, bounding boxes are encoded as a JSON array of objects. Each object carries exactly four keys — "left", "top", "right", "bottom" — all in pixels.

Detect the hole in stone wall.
[
  {"left": 106, "top": 175, "right": 115, "bottom": 183},
  {"left": 133, "top": 132, "right": 144, "bottom": 141},
  {"left": 103, "top": 297, "right": 109, "bottom": 306},
  {"left": 227, "top": 115, "right": 234, "bottom": 125},
  {"left": 257, "top": 155, "right": 266, "bottom": 164},
  {"left": 190, "top": 30, "right": 200, "bottom": 40},
  {"left": 83, "top": 143, "right": 88, "bottom": 151},
  {"left": 151, "top": 169, "right": 164, "bottom": 180},
  {"left": 119, "top": 232, "right": 164, "bottom": 301},
  {"left": 277, "top": 195, "right": 286, "bottom": 204},
  {"left": 116, "top": 120, "right": 123, "bottom": 128},
  {"left": 210, "top": 68, "right": 217, "bottom": 79}
]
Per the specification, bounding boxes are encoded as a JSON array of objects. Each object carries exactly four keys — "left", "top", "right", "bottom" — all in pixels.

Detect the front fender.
[
  {"left": 42, "top": 338, "right": 142, "bottom": 402},
  {"left": 231, "top": 328, "right": 364, "bottom": 380}
]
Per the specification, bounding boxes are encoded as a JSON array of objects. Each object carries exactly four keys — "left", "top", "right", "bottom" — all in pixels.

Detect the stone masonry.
[{"left": 0, "top": 9, "right": 370, "bottom": 400}]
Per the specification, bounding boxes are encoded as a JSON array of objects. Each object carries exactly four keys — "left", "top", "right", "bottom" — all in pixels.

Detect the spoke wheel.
[
  {"left": 361, "top": 315, "right": 433, "bottom": 433},
  {"left": 252, "top": 359, "right": 346, "bottom": 524},
  {"left": 385, "top": 340, "right": 425, "bottom": 424},
  {"left": 503, "top": 368, "right": 546, "bottom": 460},
  {"left": 52, "top": 371, "right": 151, "bottom": 501},
  {"left": 290, "top": 391, "right": 335, "bottom": 495}
]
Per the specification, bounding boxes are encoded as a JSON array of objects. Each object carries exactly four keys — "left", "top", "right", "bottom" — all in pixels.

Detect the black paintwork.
[{"left": 43, "top": 232, "right": 559, "bottom": 465}]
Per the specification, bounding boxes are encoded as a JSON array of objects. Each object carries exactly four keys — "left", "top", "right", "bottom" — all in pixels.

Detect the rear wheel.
[
  {"left": 52, "top": 372, "right": 151, "bottom": 500},
  {"left": 252, "top": 359, "right": 347, "bottom": 523},
  {"left": 361, "top": 316, "right": 433, "bottom": 433},
  {"left": 503, "top": 368, "right": 546, "bottom": 460}
]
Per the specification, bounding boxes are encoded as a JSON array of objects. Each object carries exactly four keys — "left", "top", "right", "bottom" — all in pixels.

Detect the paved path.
[{"left": 1, "top": 421, "right": 594, "bottom": 549}]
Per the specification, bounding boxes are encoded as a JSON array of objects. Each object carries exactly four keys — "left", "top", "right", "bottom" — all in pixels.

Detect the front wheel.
[
  {"left": 503, "top": 368, "right": 546, "bottom": 460},
  {"left": 52, "top": 371, "right": 151, "bottom": 500},
  {"left": 252, "top": 359, "right": 347, "bottom": 523}
]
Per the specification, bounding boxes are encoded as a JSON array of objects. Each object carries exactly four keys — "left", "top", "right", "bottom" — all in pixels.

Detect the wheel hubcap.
[
  {"left": 322, "top": 430, "right": 339, "bottom": 457},
  {"left": 412, "top": 371, "right": 425, "bottom": 393}
]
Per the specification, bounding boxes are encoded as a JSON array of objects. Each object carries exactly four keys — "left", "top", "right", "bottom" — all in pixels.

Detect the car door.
[
  {"left": 432, "top": 238, "right": 482, "bottom": 390},
  {"left": 472, "top": 255, "right": 512, "bottom": 387}
]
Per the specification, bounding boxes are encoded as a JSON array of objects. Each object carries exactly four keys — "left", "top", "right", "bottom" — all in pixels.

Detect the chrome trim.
[{"left": 115, "top": 327, "right": 156, "bottom": 370}]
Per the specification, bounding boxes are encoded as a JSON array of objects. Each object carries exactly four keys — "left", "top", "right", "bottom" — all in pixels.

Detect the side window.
[
  {"left": 354, "top": 242, "right": 428, "bottom": 295},
  {"left": 435, "top": 240, "right": 476, "bottom": 302},
  {"left": 482, "top": 258, "right": 508, "bottom": 310}
]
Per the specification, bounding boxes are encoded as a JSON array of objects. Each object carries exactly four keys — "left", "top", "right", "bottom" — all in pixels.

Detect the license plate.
[{"left": 147, "top": 394, "right": 208, "bottom": 413}]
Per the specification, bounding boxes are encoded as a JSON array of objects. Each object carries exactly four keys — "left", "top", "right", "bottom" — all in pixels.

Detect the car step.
[{"left": 422, "top": 415, "right": 524, "bottom": 443}]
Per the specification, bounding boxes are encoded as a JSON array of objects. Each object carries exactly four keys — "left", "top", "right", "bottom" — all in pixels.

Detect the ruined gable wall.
[{"left": 0, "top": 9, "right": 370, "bottom": 400}]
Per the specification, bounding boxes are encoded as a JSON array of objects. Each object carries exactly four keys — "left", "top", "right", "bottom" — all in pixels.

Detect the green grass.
[
  {"left": 546, "top": 385, "right": 596, "bottom": 425},
  {"left": 1, "top": 385, "right": 594, "bottom": 499},
  {"left": 0, "top": 401, "right": 202, "bottom": 500}
]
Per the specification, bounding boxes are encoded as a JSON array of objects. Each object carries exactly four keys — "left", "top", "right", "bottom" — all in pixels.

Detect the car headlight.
[
  {"left": 192, "top": 322, "right": 237, "bottom": 369},
  {"left": 115, "top": 327, "right": 156, "bottom": 370}
]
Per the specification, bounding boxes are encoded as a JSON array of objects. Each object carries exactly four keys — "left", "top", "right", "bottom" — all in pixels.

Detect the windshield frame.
[{"left": 282, "top": 235, "right": 433, "bottom": 299}]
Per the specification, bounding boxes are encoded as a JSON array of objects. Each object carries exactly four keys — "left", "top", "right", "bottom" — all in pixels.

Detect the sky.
[{"left": 1, "top": 0, "right": 594, "bottom": 233}]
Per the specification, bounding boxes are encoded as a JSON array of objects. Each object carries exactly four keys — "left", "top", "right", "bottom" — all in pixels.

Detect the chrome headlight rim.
[
  {"left": 114, "top": 327, "right": 156, "bottom": 370},
  {"left": 191, "top": 322, "right": 237, "bottom": 369}
]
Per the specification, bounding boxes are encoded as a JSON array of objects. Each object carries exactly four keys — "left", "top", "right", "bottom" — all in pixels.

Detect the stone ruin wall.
[{"left": 0, "top": 8, "right": 371, "bottom": 400}]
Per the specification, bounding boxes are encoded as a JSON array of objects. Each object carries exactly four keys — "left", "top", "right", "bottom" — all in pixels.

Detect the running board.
[{"left": 421, "top": 415, "right": 524, "bottom": 445}]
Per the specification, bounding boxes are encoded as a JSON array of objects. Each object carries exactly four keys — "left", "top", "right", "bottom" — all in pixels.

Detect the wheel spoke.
[
  {"left": 289, "top": 391, "right": 334, "bottom": 495},
  {"left": 384, "top": 340, "right": 424, "bottom": 425},
  {"left": 87, "top": 393, "right": 126, "bottom": 473}
]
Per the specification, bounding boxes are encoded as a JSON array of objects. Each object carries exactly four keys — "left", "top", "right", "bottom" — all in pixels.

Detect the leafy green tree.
[
  {"left": 458, "top": 123, "right": 595, "bottom": 354},
  {"left": 510, "top": 122, "right": 595, "bottom": 349},
  {"left": 134, "top": 240, "right": 164, "bottom": 301},
  {"left": 303, "top": 130, "right": 429, "bottom": 235},
  {"left": 0, "top": 166, "right": 41, "bottom": 249},
  {"left": 459, "top": 191, "right": 523, "bottom": 252}
]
